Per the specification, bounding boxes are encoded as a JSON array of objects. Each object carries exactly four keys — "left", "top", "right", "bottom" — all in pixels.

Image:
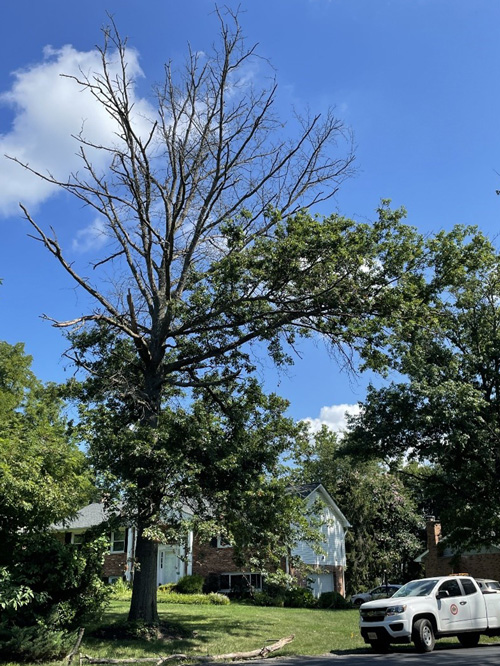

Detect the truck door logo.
[{"left": 450, "top": 604, "right": 459, "bottom": 615}]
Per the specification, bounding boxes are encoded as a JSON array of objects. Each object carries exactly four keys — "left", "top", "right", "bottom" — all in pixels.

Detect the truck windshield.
[{"left": 392, "top": 579, "right": 439, "bottom": 598}]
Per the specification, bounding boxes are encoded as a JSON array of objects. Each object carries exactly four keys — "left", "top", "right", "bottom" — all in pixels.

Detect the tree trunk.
[{"left": 128, "top": 525, "right": 159, "bottom": 624}]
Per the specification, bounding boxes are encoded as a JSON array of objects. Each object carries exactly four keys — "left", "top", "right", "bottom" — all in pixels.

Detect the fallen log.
[
  {"left": 205, "top": 634, "right": 295, "bottom": 660},
  {"left": 81, "top": 656, "right": 187, "bottom": 665},
  {"left": 79, "top": 633, "right": 295, "bottom": 664}
]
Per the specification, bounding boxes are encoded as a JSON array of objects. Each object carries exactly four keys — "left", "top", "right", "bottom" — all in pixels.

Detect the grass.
[{"left": 85, "top": 600, "right": 365, "bottom": 657}]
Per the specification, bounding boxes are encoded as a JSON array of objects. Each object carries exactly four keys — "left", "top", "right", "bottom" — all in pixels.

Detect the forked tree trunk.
[{"left": 128, "top": 524, "right": 159, "bottom": 624}]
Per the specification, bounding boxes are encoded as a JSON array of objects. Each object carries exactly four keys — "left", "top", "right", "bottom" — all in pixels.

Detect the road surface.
[{"left": 230, "top": 643, "right": 500, "bottom": 665}]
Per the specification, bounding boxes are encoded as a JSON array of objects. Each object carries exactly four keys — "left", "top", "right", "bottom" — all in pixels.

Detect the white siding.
[{"left": 291, "top": 503, "right": 346, "bottom": 567}]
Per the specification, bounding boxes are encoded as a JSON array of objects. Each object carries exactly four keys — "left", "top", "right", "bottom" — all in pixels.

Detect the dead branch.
[
  {"left": 66, "top": 627, "right": 85, "bottom": 665},
  {"left": 205, "top": 633, "right": 295, "bottom": 660},
  {"left": 81, "top": 656, "right": 186, "bottom": 665},
  {"left": 79, "top": 634, "right": 294, "bottom": 665}
]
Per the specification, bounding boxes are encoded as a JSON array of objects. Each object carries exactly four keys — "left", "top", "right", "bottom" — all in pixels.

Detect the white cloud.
[
  {"left": 302, "top": 402, "right": 361, "bottom": 434},
  {"left": 0, "top": 43, "right": 153, "bottom": 217},
  {"left": 72, "top": 217, "right": 108, "bottom": 253}
]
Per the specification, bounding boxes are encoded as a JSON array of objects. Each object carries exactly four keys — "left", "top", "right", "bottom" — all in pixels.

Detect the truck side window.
[
  {"left": 438, "top": 579, "right": 462, "bottom": 597},
  {"left": 460, "top": 578, "right": 478, "bottom": 595}
]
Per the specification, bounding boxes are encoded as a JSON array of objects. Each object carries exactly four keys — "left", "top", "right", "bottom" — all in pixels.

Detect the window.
[
  {"left": 110, "top": 529, "right": 126, "bottom": 553},
  {"left": 72, "top": 533, "right": 85, "bottom": 546},
  {"left": 438, "top": 579, "right": 462, "bottom": 597},
  {"left": 461, "top": 578, "right": 478, "bottom": 596},
  {"left": 209, "top": 535, "right": 232, "bottom": 548},
  {"left": 218, "top": 573, "right": 262, "bottom": 592}
]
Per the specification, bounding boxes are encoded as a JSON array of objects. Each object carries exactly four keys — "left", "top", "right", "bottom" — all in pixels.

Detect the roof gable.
[{"left": 290, "top": 483, "right": 351, "bottom": 528}]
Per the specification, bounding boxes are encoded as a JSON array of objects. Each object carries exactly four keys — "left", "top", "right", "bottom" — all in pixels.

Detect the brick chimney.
[{"left": 426, "top": 516, "right": 441, "bottom": 550}]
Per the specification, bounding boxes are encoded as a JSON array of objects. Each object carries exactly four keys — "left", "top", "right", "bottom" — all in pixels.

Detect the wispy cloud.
[
  {"left": 72, "top": 217, "right": 108, "bottom": 253},
  {"left": 302, "top": 402, "right": 360, "bottom": 434}
]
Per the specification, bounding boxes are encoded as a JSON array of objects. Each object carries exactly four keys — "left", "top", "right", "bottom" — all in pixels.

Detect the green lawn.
[
  {"left": 84, "top": 600, "right": 365, "bottom": 659},
  {"left": 4, "top": 600, "right": 498, "bottom": 666}
]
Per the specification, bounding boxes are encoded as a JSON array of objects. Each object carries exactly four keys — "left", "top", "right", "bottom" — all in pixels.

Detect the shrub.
[
  {"left": 262, "top": 570, "right": 294, "bottom": 599},
  {"left": 0, "top": 623, "right": 75, "bottom": 662},
  {"left": 158, "top": 583, "right": 176, "bottom": 594},
  {"left": 318, "top": 591, "right": 352, "bottom": 609},
  {"left": 0, "top": 533, "right": 110, "bottom": 661},
  {"left": 111, "top": 578, "right": 132, "bottom": 599},
  {"left": 284, "top": 586, "right": 316, "bottom": 608},
  {"left": 175, "top": 574, "right": 204, "bottom": 594},
  {"left": 157, "top": 591, "right": 229, "bottom": 605},
  {"left": 253, "top": 591, "right": 285, "bottom": 607}
]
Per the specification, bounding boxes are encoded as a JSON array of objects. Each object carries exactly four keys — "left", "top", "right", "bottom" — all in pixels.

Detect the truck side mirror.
[{"left": 437, "top": 590, "right": 450, "bottom": 599}]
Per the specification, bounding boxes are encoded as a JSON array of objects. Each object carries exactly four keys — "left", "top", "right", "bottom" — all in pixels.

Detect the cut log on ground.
[
  {"left": 205, "top": 634, "right": 295, "bottom": 661},
  {"left": 81, "top": 656, "right": 187, "bottom": 665},
  {"left": 79, "top": 634, "right": 295, "bottom": 664}
]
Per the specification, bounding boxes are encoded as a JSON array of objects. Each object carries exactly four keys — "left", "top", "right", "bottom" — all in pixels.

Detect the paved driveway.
[{"left": 230, "top": 643, "right": 500, "bottom": 666}]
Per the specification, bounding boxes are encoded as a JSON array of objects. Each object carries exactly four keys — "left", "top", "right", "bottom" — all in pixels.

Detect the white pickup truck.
[{"left": 359, "top": 575, "right": 500, "bottom": 652}]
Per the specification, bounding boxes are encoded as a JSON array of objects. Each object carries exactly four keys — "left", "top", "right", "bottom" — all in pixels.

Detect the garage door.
[{"left": 309, "top": 572, "right": 335, "bottom": 598}]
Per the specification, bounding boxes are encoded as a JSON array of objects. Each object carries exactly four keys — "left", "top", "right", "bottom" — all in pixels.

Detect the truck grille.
[{"left": 360, "top": 609, "right": 386, "bottom": 622}]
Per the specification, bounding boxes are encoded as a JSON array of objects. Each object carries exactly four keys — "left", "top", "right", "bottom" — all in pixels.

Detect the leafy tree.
[
  {"left": 0, "top": 341, "right": 107, "bottom": 661},
  {"left": 0, "top": 341, "right": 93, "bottom": 539},
  {"left": 345, "top": 227, "right": 500, "bottom": 551},
  {"left": 294, "top": 427, "right": 423, "bottom": 593},
  {"left": 11, "top": 10, "right": 429, "bottom": 623}
]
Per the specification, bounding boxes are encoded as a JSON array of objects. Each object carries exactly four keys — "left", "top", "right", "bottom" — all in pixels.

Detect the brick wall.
[
  {"left": 103, "top": 553, "right": 127, "bottom": 578},
  {"left": 424, "top": 519, "right": 500, "bottom": 580},
  {"left": 191, "top": 540, "right": 237, "bottom": 577}
]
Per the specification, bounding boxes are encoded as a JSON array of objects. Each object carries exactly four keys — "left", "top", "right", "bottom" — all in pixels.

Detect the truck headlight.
[{"left": 385, "top": 605, "right": 406, "bottom": 616}]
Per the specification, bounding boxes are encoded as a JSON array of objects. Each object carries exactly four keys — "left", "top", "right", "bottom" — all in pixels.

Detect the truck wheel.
[
  {"left": 369, "top": 639, "right": 390, "bottom": 653},
  {"left": 458, "top": 632, "right": 480, "bottom": 648},
  {"left": 412, "top": 618, "right": 435, "bottom": 653}
]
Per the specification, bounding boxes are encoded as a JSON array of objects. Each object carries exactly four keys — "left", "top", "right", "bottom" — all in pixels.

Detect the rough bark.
[{"left": 128, "top": 525, "right": 159, "bottom": 623}]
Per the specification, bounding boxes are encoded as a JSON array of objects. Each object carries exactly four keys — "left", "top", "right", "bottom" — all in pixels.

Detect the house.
[
  {"left": 54, "top": 502, "right": 194, "bottom": 585},
  {"left": 192, "top": 484, "right": 350, "bottom": 596},
  {"left": 415, "top": 517, "right": 500, "bottom": 581},
  {"left": 55, "top": 483, "right": 350, "bottom": 597}
]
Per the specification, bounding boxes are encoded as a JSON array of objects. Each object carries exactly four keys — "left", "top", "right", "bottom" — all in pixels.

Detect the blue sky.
[{"left": 1, "top": 0, "right": 499, "bottom": 430}]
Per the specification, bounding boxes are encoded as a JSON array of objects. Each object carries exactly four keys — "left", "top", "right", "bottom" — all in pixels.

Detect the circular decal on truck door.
[{"left": 450, "top": 604, "right": 459, "bottom": 615}]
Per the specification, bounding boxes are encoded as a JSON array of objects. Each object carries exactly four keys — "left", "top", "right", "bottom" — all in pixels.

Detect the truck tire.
[
  {"left": 369, "top": 639, "right": 390, "bottom": 653},
  {"left": 412, "top": 618, "right": 435, "bottom": 653},
  {"left": 458, "top": 632, "right": 480, "bottom": 648}
]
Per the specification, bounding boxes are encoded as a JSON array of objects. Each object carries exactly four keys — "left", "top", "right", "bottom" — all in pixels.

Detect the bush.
[
  {"left": 158, "top": 583, "right": 176, "bottom": 594},
  {"left": 318, "top": 591, "right": 352, "bottom": 609},
  {"left": 175, "top": 574, "right": 204, "bottom": 594},
  {"left": 0, "top": 533, "right": 110, "bottom": 661},
  {"left": 253, "top": 591, "right": 285, "bottom": 607},
  {"left": 0, "top": 623, "right": 75, "bottom": 662},
  {"left": 262, "top": 570, "right": 295, "bottom": 599},
  {"left": 111, "top": 578, "right": 132, "bottom": 599},
  {"left": 284, "top": 586, "right": 316, "bottom": 608},
  {"left": 157, "top": 591, "right": 229, "bottom": 605}
]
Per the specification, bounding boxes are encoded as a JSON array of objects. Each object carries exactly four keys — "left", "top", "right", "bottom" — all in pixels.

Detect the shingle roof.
[
  {"left": 53, "top": 503, "right": 111, "bottom": 530},
  {"left": 288, "top": 482, "right": 322, "bottom": 499}
]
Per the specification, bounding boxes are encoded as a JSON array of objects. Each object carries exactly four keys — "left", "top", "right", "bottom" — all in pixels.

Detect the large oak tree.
[{"left": 12, "top": 11, "right": 429, "bottom": 623}]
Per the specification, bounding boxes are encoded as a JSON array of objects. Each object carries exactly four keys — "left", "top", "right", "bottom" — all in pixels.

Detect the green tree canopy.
[{"left": 345, "top": 227, "right": 500, "bottom": 550}]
